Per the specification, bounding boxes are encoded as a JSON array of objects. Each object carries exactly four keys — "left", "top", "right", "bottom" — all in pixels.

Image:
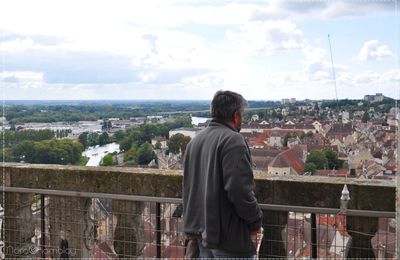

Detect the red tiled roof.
[
  {"left": 243, "top": 123, "right": 315, "bottom": 130},
  {"left": 269, "top": 154, "right": 290, "bottom": 168},
  {"left": 373, "top": 175, "right": 393, "bottom": 180},
  {"left": 246, "top": 131, "right": 268, "bottom": 145},
  {"left": 269, "top": 146, "right": 305, "bottom": 174},
  {"left": 252, "top": 157, "right": 273, "bottom": 170},
  {"left": 251, "top": 148, "right": 282, "bottom": 157},
  {"left": 315, "top": 169, "right": 348, "bottom": 176},
  {"left": 386, "top": 165, "right": 396, "bottom": 171}
]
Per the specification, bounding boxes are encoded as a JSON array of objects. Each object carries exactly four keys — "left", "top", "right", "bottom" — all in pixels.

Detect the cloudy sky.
[{"left": 0, "top": 0, "right": 398, "bottom": 100}]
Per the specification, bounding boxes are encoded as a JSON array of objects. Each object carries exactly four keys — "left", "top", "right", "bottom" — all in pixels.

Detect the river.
[
  {"left": 82, "top": 117, "right": 207, "bottom": 166},
  {"left": 82, "top": 142, "right": 120, "bottom": 166},
  {"left": 192, "top": 116, "right": 210, "bottom": 126}
]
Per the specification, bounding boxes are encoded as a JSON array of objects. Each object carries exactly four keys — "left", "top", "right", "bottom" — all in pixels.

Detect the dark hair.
[{"left": 211, "top": 90, "right": 248, "bottom": 122}]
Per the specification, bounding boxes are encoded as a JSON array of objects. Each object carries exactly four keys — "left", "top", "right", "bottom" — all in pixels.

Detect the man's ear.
[{"left": 233, "top": 110, "right": 240, "bottom": 125}]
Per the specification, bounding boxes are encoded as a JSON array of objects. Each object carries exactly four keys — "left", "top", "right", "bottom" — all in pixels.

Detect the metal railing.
[{"left": 1, "top": 186, "right": 396, "bottom": 259}]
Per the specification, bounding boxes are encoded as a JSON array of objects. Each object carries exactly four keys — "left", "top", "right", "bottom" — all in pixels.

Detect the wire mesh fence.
[{"left": 0, "top": 191, "right": 396, "bottom": 259}]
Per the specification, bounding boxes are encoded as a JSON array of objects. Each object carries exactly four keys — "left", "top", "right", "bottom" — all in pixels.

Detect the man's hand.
[{"left": 250, "top": 227, "right": 264, "bottom": 249}]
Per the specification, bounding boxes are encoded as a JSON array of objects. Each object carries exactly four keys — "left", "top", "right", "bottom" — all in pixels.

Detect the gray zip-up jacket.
[{"left": 183, "top": 120, "right": 263, "bottom": 256}]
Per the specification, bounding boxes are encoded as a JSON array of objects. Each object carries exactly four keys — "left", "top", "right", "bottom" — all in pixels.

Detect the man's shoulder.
[{"left": 212, "top": 125, "right": 246, "bottom": 149}]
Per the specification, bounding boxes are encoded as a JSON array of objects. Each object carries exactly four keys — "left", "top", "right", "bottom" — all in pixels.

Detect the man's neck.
[{"left": 211, "top": 118, "right": 237, "bottom": 132}]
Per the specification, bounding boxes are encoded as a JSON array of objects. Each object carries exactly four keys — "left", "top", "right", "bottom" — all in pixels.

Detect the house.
[
  {"left": 267, "top": 131, "right": 283, "bottom": 148},
  {"left": 312, "top": 121, "right": 323, "bottom": 133},
  {"left": 364, "top": 161, "right": 386, "bottom": 178},
  {"left": 251, "top": 114, "right": 259, "bottom": 122},
  {"left": 364, "top": 93, "right": 384, "bottom": 103},
  {"left": 151, "top": 136, "right": 168, "bottom": 149},
  {"left": 348, "top": 146, "right": 374, "bottom": 169},
  {"left": 326, "top": 123, "right": 354, "bottom": 142},
  {"left": 245, "top": 132, "right": 268, "bottom": 149},
  {"left": 250, "top": 148, "right": 282, "bottom": 170},
  {"left": 341, "top": 111, "right": 350, "bottom": 123},
  {"left": 282, "top": 108, "right": 290, "bottom": 116},
  {"left": 287, "top": 137, "right": 301, "bottom": 148},
  {"left": 302, "top": 133, "right": 326, "bottom": 147},
  {"left": 268, "top": 146, "right": 306, "bottom": 175}
]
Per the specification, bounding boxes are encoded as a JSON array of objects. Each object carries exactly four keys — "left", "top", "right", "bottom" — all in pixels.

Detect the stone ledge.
[{"left": 1, "top": 163, "right": 395, "bottom": 212}]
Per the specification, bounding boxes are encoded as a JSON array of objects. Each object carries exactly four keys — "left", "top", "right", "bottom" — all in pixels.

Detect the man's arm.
[{"left": 221, "top": 145, "right": 263, "bottom": 230}]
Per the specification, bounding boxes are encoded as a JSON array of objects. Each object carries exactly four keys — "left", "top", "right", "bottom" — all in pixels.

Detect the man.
[{"left": 183, "top": 90, "right": 263, "bottom": 258}]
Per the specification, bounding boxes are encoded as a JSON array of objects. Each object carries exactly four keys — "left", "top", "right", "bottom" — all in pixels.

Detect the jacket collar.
[{"left": 209, "top": 118, "right": 238, "bottom": 132}]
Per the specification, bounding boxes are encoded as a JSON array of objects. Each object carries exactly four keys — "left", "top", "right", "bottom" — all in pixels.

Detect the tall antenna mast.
[{"left": 328, "top": 34, "right": 339, "bottom": 110}]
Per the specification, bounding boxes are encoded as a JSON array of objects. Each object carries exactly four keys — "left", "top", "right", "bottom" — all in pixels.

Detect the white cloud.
[
  {"left": 0, "top": 0, "right": 396, "bottom": 100},
  {"left": 226, "top": 20, "right": 305, "bottom": 56},
  {"left": 0, "top": 37, "right": 35, "bottom": 52},
  {"left": 252, "top": 1, "right": 393, "bottom": 21},
  {"left": 302, "top": 46, "right": 347, "bottom": 81},
  {"left": 356, "top": 40, "right": 393, "bottom": 61},
  {"left": 321, "top": 2, "right": 394, "bottom": 18},
  {"left": 0, "top": 71, "right": 44, "bottom": 83}
]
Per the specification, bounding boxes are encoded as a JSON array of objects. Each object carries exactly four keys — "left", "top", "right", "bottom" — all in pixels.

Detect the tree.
[
  {"left": 87, "top": 132, "right": 100, "bottom": 147},
  {"left": 306, "top": 131, "right": 314, "bottom": 138},
  {"left": 304, "top": 162, "right": 317, "bottom": 174},
  {"left": 154, "top": 141, "right": 162, "bottom": 150},
  {"left": 119, "top": 136, "right": 133, "bottom": 152},
  {"left": 78, "top": 132, "right": 88, "bottom": 148},
  {"left": 101, "top": 153, "right": 115, "bottom": 166},
  {"left": 306, "top": 150, "right": 328, "bottom": 169},
  {"left": 99, "top": 132, "right": 110, "bottom": 146},
  {"left": 114, "top": 130, "right": 125, "bottom": 142},
  {"left": 168, "top": 134, "right": 191, "bottom": 155},
  {"left": 165, "top": 115, "right": 192, "bottom": 130},
  {"left": 181, "top": 136, "right": 191, "bottom": 155},
  {"left": 12, "top": 139, "right": 83, "bottom": 165},
  {"left": 12, "top": 141, "right": 35, "bottom": 162},
  {"left": 137, "top": 142, "right": 156, "bottom": 165},
  {"left": 323, "top": 149, "right": 343, "bottom": 169},
  {"left": 124, "top": 145, "right": 137, "bottom": 163},
  {"left": 102, "top": 119, "right": 112, "bottom": 131},
  {"left": 361, "top": 111, "right": 370, "bottom": 123},
  {"left": 283, "top": 133, "right": 296, "bottom": 147}
]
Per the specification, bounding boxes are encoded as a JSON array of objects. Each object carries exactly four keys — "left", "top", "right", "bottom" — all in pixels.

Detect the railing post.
[
  {"left": 41, "top": 194, "right": 46, "bottom": 259},
  {"left": 346, "top": 216, "right": 378, "bottom": 258},
  {"left": 156, "top": 202, "right": 161, "bottom": 258},
  {"left": 311, "top": 213, "right": 317, "bottom": 259}
]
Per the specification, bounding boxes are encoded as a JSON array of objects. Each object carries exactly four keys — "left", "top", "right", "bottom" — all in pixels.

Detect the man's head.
[{"left": 211, "top": 90, "right": 248, "bottom": 132}]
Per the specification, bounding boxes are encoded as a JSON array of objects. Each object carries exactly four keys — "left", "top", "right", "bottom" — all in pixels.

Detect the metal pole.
[
  {"left": 311, "top": 213, "right": 317, "bottom": 259},
  {"left": 156, "top": 202, "right": 161, "bottom": 258},
  {"left": 2, "top": 186, "right": 395, "bottom": 217},
  {"left": 41, "top": 194, "right": 46, "bottom": 259}
]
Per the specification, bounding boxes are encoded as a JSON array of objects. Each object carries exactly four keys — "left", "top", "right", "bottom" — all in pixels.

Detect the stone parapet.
[{"left": 1, "top": 163, "right": 396, "bottom": 258}]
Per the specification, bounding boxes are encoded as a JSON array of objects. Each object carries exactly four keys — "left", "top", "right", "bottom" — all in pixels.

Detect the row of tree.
[
  {"left": 0, "top": 129, "right": 55, "bottom": 148},
  {"left": 10, "top": 139, "right": 84, "bottom": 165},
  {"left": 167, "top": 133, "right": 191, "bottom": 155},
  {"left": 304, "top": 149, "right": 343, "bottom": 174},
  {"left": 3, "top": 102, "right": 208, "bottom": 124},
  {"left": 115, "top": 124, "right": 168, "bottom": 166},
  {"left": 116, "top": 123, "right": 169, "bottom": 150},
  {"left": 78, "top": 132, "right": 111, "bottom": 148}
]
